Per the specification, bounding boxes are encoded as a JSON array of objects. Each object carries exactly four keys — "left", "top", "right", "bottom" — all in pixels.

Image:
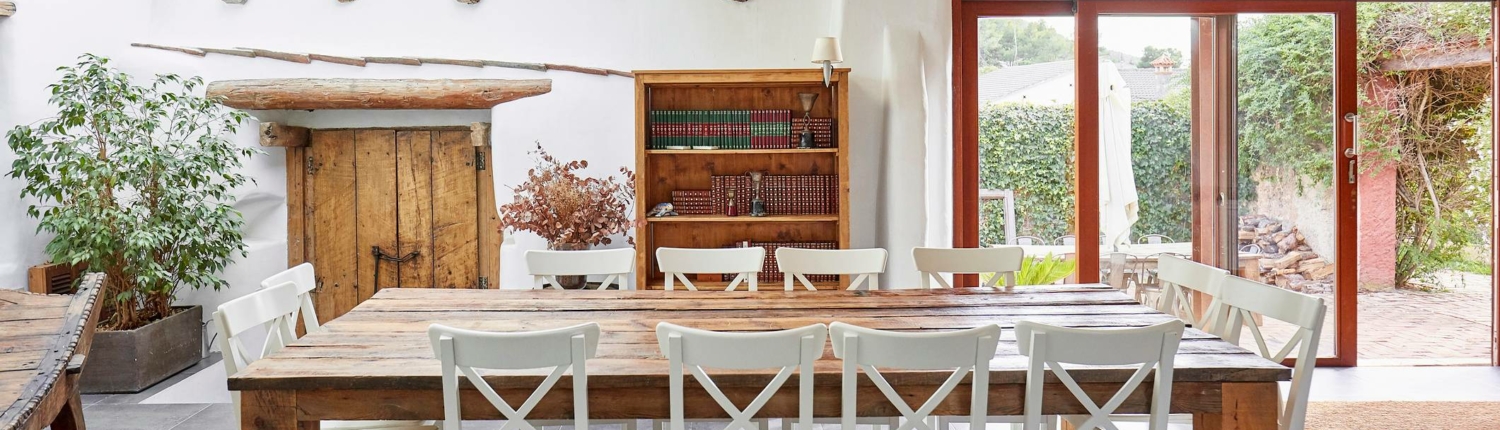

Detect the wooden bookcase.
[{"left": 633, "top": 69, "right": 852, "bottom": 290}]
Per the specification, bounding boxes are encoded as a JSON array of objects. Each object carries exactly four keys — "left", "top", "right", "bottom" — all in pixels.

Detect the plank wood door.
[{"left": 288, "top": 126, "right": 499, "bottom": 324}]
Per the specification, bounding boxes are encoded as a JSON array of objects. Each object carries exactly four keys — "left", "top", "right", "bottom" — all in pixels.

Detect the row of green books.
[{"left": 648, "top": 110, "right": 795, "bottom": 149}]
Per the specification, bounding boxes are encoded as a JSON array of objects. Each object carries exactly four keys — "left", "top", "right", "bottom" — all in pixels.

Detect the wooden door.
[{"left": 292, "top": 126, "right": 499, "bottom": 323}]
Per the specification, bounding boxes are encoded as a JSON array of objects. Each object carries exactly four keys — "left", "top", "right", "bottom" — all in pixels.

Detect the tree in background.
[
  {"left": 978, "top": 18, "right": 1073, "bottom": 72},
  {"left": 1136, "top": 46, "right": 1184, "bottom": 69}
]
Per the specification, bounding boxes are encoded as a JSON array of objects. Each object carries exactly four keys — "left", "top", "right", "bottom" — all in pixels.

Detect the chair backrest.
[
  {"left": 526, "top": 248, "right": 635, "bottom": 290},
  {"left": 1212, "top": 276, "right": 1326, "bottom": 430},
  {"left": 912, "top": 247, "right": 1023, "bottom": 289},
  {"left": 1156, "top": 255, "right": 1230, "bottom": 331},
  {"left": 429, "top": 323, "right": 601, "bottom": 430},
  {"left": 1055, "top": 235, "right": 1077, "bottom": 246},
  {"left": 829, "top": 322, "right": 1001, "bottom": 430},
  {"left": 1103, "top": 252, "right": 1132, "bottom": 290},
  {"left": 258, "top": 263, "right": 321, "bottom": 333},
  {"left": 215, "top": 282, "right": 302, "bottom": 424},
  {"left": 1015, "top": 236, "right": 1045, "bottom": 246},
  {"left": 1015, "top": 320, "right": 1185, "bottom": 430},
  {"left": 656, "top": 323, "right": 826, "bottom": 430},
  {"left": 775, "top": 248, "right": 887, "bottom": 291},
  {"left": 656, "top": 247, "right": 764, "bottom": 291}
]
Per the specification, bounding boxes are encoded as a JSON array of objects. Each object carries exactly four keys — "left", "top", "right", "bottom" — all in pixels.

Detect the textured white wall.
[{"left": 0, "top": 1, "right": 953, "bottom": 314}]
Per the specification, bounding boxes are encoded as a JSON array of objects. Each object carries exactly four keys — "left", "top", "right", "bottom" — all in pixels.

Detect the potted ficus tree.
[
  {"left": 498, "top": 143, "right": 635, "bottom": 289},
  {"left": 6, "top": 54, "right": 254, "bottom": 393}
]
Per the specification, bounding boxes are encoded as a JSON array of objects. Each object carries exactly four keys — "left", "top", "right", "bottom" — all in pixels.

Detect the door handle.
[
  {"left": 1344, "top": 113, "right": 1358, "bottom": 184},
  {"left": 371, "top": 247, "right": 421, "bottom": 292}
]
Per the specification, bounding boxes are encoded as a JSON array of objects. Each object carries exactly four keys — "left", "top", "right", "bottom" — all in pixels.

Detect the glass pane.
[
  {"left": 1234, "top": 13, "right": 1338, "bottom": 358},
  {"left": 976, "top": 17, "right": 1079, "bottom": 284},
  {"left": 1094, "top": 15, "right": 1196, "bottom": 295}
]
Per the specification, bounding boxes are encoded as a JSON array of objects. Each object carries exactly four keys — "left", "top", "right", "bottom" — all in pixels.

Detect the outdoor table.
[
  {"left": 229, "top": 287, "right": 1289, "bottom": 430},
  {"left": 1016, "top": 242, "right": 1266, "bottom": 282}
]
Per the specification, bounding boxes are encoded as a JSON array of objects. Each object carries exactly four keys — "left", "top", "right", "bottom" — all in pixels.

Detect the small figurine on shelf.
[
  {"left": 797, "top": 92, "right": 819, "bottom": 149},
  {"left": 648, "top": 202, "right": 678, "bottom": 217},
  {"left": 726, "top": 189, "right": 739, "bottom": 217},
  {"left": 748, "top": 171, "right": 768, "bottom": 217}
]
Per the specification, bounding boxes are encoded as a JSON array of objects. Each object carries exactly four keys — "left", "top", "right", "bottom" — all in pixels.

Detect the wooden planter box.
[{"left": 79, "top": 305, "right": 203, "bottom": 393}]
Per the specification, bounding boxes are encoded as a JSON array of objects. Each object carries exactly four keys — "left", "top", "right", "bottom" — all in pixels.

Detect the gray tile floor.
[{"left": 74, "top": 356, "right": 1500, "bottom": 430}]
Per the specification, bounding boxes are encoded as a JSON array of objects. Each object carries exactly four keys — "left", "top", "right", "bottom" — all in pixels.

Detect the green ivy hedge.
[{"left": 978, "top": 101, "right": 1194, "bottom": 246}]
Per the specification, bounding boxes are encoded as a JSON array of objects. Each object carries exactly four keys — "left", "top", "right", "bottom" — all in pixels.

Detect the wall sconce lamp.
[{"left": 811, "top": 37, "right": 843, "bottom": 87}]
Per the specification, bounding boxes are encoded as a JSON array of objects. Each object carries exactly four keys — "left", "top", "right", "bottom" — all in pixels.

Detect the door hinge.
[
  {"left": 475, "top": 149, "right": 487, "bottom": 171},
  {"left": 478, "top": 276, "right": 490, "bottom": 289}
]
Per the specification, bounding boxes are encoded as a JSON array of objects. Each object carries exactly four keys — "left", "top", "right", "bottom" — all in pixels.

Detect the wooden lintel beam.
[
  {"left": 470, "top": 122, "right": 491, "bottom": 147},
  {"left": 259, "top": 122, "right": 310, "bottom": 147},
  {"left": 207, "top": 78, "right": 552, "bottom": 110},
  {"left": 1380, "top": 45, "right": 1492, "bottom": 72},
  {"left": 1, "top": 2, "right": 16, "bottom": 17}
]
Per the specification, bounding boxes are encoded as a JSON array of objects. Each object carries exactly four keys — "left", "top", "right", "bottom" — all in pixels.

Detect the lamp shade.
[{"left": 811, "top": 37, "right": 843, "bottom": 64}]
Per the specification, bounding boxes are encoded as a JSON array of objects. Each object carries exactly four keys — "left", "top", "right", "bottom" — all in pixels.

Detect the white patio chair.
[
  {"left": 656, "top": 247, "right": 764, "bottom": 291},
  {"left": 428, "top": 322, "right": 601, "bottom": 430},
  {"left": 216, "top": 283, "right": 436, "bottom": 430},
  {"left": 656, "top": 322, "right": 826, "bottom": 430},
  {"left": 1054, "top": 235, "right": 1077, "bottom": 246},
  {"left": 1014, "top": 235, "right": 1046, "bottom": 246},
  {"left": 830, "top": 322, "right": 1005, "bottom": 430},
  {"left": 1015, "top": 320, "right": 1185, "bottom": 430},
  {"left": 525, "top": 248, "right": 634, "bottom": 290},
  {"left": 775, "top": 248, "right": 887, "bottom": 291},
  {"left": 1213, "top": 276, "right": 1327, "bottom": 430},
  {"left": 1155, "top": 254, "right": 1231, "bottom": 331},
  {"left": 259, "top": 262, "right": 322, "bottom": 333},
  {"left": 1138, "top": 234, "right": 1174, "bottom": 245},
  {"left": 912, "top": 246, "right": 1023, "bottom": 288}
]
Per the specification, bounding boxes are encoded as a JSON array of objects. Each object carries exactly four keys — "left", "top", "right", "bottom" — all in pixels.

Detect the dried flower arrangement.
[{"left": 498, "top": 143, "right": 636, "bottom": 248}]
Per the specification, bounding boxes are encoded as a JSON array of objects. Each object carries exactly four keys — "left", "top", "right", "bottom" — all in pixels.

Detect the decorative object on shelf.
[
  {"left": 712, "top": 174, "right": 837, "bottom": 216},
  {"left": 498, "top": 143, "right": 636, "bottom": 288},
  {"left": 748, "top": 171, "right": 768, "bottom": 217},
  {"left": 649, "top": 202, "right": 679, "bottom": 217},
  {"left": 797, "top": 92, "right": 819, "bottom": 149},
  {"left": 811, "top": 37, "right": 843, "bottom": 87},
  {"left": 725, "top": 189, "right": 740, "bottom": 217}
]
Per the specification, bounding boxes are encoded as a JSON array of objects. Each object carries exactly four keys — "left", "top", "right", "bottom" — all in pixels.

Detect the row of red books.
[
  {"left": 791, "top": 118, "right": 836, "bottom": 148},
  {"left": 721, "top": 241, "right": 839, "bottom": 283},
  {"left": 709, "top": 175, "right": 838, "bottom": 215},
  {"left": 670, "top": 190, "right": 712, "bottom": 215}
]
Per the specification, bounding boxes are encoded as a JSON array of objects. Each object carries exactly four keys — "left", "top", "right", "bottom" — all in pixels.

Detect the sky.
[{"left": 1029, "top": 16, "right": 1195, "bottom": 63}]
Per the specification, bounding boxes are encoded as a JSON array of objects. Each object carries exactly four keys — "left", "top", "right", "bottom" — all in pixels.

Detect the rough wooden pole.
[
  {"left": 259, "top": 123, "right": 310, "bottom": 147},
  {"left": 130, "top": 43, "right": 205, "bottom": 56},
  {"left": 207, "top": 78, "right": 552, "bottom": 110}
]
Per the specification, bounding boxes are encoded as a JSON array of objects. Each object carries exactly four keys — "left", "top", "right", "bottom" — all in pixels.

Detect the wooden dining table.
[{"left": 229, "top": 286, "right": 1289, "bottom": 430}]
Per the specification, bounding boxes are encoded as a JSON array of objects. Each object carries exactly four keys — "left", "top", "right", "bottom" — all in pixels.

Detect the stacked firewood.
[{"left": 1238, "top": 215, "right": 1334, "bottom": 294}]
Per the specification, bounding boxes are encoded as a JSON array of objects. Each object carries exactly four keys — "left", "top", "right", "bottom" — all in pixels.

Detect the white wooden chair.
[
  {"left": 912, "top": 247, "right": 1023, "bottom": 289},
  {"left": 656, "top": 322, "right": 826, "bottom": 430},
  {"left": 1014, "top": 236, "right": 1046, "bottom": 246},
  {"left": 428, "top": 322, "right": 600, "bottom": 430},
  {"left": 216, "top": 283, "right": 436, "bottom": 430},
  {"left": 1138, "top": 234, "right": 1174, "bottom": 244},
  {"left": 259, "top": 262, "right": 322, "bottom": 333},
  {"left": 1213, "top": 276, "right": 1327, "bottom": 430},
  {"left": 656, "top": 247, "right": 764, "bottom": 291},
  {"left": 525, "top": 248, "right": 634, "bottom": 290},
  {"left": 1155, "top": 255, "right": 1231, "bottom": 331},
  {"left": 829, "top": 322, "right": 1003, "bottom": 430},
  {"left": 775, "top": 248, "right": 887, "bottom": 291},
  {"left": 1015, "top": 320, "right": 1185, "bottom": 430}
]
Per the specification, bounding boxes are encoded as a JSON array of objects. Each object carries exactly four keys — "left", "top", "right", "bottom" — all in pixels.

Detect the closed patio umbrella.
[{"left": 1098, "top": 62, "right": 1140, "bottom": 250}]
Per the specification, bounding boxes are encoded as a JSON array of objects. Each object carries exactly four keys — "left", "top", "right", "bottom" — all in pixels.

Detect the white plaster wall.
[{"left": 0, "top": 1, "right": 952, "bottom": 315}]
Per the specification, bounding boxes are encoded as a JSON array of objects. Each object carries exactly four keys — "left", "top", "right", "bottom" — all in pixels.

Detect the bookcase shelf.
[{"left": 634, "top": 69, "right": 852, "bottom": 290}]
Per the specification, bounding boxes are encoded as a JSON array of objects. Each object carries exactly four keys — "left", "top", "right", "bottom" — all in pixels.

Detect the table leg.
[
  {"left": 1193, "top": 382, "right": 1280, "bottom": 430},
  {"left": 241, "top": 390, "right": 300, "bottom": 430},
  {"left": 50, "top": 389, "right": 86, "bottom": 430}
]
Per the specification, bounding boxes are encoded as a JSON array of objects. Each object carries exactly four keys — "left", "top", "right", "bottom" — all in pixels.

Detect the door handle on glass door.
[{"left": 1344, "top": 113, "right": 1358, "bottom": 184}]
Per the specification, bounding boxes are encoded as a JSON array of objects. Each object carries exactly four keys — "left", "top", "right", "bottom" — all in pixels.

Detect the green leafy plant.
[
  {"left": 1016, "top": 253, "right": 1078, "bottom": 286},
  {"left": 6, "top": 54, "right": 254, "bottom": 330}
]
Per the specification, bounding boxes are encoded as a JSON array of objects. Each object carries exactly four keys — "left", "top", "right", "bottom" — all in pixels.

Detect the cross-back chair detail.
[
  {"left": 428, "top": 323, "right": 601, "bottom": 430},
  {"left": 259, "top": 262, "right": 321, "bottom": 333},
  {"left": 912, "top": 246, "right": 1023, "bottom": 289},
  {"left": 1213, "top": 276, "right": 1326, "bottom": 430},
  {"left": 656, "top": 247, "right": 764, "bottom": 291},
  {"left": 525, "top": 248, "right": 635, "bottom": 290},
  {"left": 829, "top": 322, "right": 1002, "bottom": 430},
  {"left": 1016, "top": 320, "right": 1185, "bottom": 430},
  {"left": 656, "top": 322, "right": 826, "bottom": 430},
  {"left": 1155, "top": 255, "right": 1230, "bottom": 331},
  {"left": 774, "top": 248, "right": 887, "bottom": 291}
]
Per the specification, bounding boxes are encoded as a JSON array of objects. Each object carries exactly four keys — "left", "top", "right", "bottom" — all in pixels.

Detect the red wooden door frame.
[
  {"left": 1491, "top": 0, "right": 1499, "bottom": 367},
  {"left": 952, "top": 0, "right": 1359, "bottom": 366}
]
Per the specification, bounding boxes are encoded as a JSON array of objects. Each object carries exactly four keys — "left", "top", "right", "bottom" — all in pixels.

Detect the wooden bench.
[{"left": 0, "top": 273, "right": 104, "bottom": 430}]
